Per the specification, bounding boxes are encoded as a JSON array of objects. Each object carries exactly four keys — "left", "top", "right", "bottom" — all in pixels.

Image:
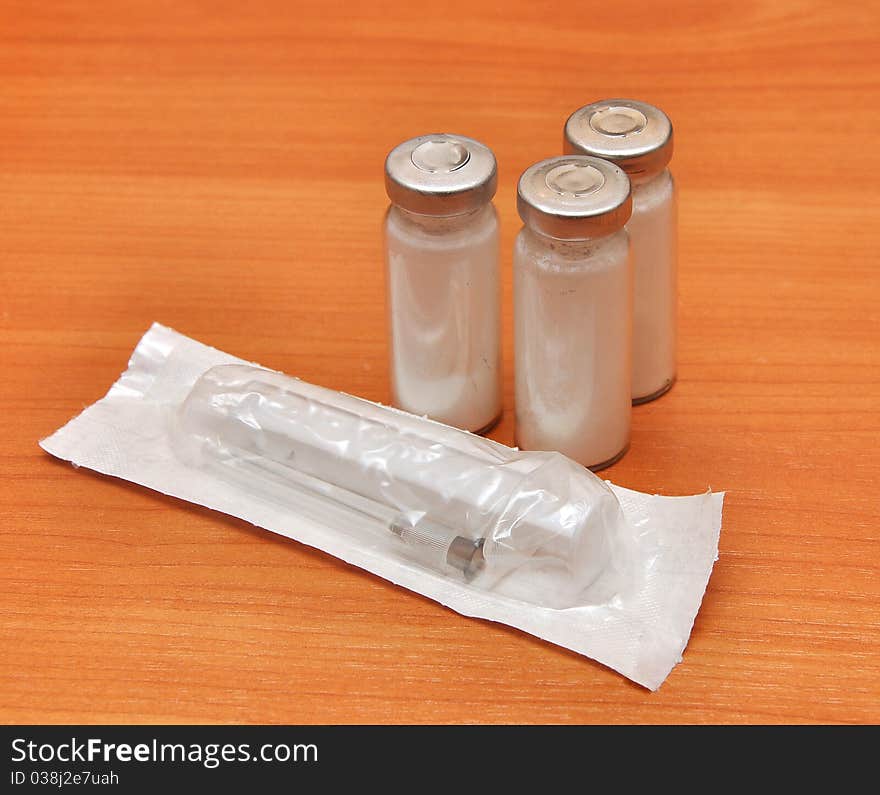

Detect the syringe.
[{"left": 175, "top": 364, "right": 618, "bottom": 595}]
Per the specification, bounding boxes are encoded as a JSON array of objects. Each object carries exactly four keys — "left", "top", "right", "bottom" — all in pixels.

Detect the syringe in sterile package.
[
  {"left": 173, "top": 364, "right": 623, "bottom": 606},
  {"left": 40, "top": 323, "right": 724, "bottom": 688}
]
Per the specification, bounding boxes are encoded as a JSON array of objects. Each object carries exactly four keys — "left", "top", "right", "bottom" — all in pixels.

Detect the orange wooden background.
[{"left": 1, "top": 0, "right": 878, "bottom": 724}]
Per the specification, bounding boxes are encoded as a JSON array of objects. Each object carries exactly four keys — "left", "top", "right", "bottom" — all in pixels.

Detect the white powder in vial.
[
  {"left": 629, "top": 169, "right": 677, "bottom": 402},
  {"left": 385, "top": 204, "right": 502, "bottom": 433},
  {"left": 514, "top": 227, "right": 632, "bottom": 469}
]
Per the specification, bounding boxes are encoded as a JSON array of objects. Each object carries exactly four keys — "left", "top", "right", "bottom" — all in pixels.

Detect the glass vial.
[
  {"left": 514, "top": 156, "right": 633, "bottom": 470},
  {"left": 564, "top": 99, "right": 677, "bottom": 404},
  {"left": 384, "top": 134, "right": 501, "bottom": 433}
]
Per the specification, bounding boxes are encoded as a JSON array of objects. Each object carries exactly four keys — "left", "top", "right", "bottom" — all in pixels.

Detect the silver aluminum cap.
[
  {"left": 517, "top": 156, "right": 632, "bottom": 240},
  {"left": 564, "top": 99, "right": 673, "bottom": 179},
  {"left": 384, "top": 133, "right": 497, "bottom": 216}
]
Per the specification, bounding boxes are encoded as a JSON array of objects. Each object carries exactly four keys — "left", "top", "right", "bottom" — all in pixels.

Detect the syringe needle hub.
[{"left": 389, "top": 517, "right": 486, "bottom": 580}]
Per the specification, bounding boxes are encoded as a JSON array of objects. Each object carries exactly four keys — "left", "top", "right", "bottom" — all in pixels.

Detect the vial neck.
[
  {"left": 629, "top": 167, "right": 669, "bottom": 189},
  {"left": 393, "top": 205, "right": 486, "bottom": 233},
  {"left": 524, "top": 226, "right": 615, "bottom": 257}
]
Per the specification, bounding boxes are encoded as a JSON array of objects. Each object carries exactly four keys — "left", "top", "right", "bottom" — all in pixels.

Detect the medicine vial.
[
  {"left": 564, "top": 100, "right": 677, "bottom": 403},
  {"left": 514, "top": 156, "right": 633, "bottom": 471},
  {"left": 384, "top": 134, "right": 501, "bottom": 433}
]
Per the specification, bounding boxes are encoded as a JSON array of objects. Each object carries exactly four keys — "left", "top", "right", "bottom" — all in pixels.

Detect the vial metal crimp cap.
[
  {"left": 384, "top": 133, "right": 497, "bottom": 217},
  {"left": 564, "top": 99, "right": 674, "bottom": 179},
  {"left": 517, "top": 155, "right": 632, "bottom": 240}
]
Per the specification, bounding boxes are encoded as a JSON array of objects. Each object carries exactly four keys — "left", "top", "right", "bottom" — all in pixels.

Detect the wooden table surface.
[{"left": 1, "top": 0, "right": 878, "bottom": 725}]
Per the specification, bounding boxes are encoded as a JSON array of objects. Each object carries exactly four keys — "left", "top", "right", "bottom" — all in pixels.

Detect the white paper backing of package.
[{"left": 40, "top": 323, "right": 724, "bottom": 690}]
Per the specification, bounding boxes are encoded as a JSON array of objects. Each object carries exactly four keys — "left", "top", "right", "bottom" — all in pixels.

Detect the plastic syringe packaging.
[
  {"left": 176, "top": 363, "right": 631, "bottom": 610},
  {"left": 41, "top": 323, "right": 724, "bottom": 689}
]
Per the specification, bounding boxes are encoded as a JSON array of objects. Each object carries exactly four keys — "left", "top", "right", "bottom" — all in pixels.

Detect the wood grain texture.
[{"left": 1, "top": 0, "right": 878, "bottom": 724}]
